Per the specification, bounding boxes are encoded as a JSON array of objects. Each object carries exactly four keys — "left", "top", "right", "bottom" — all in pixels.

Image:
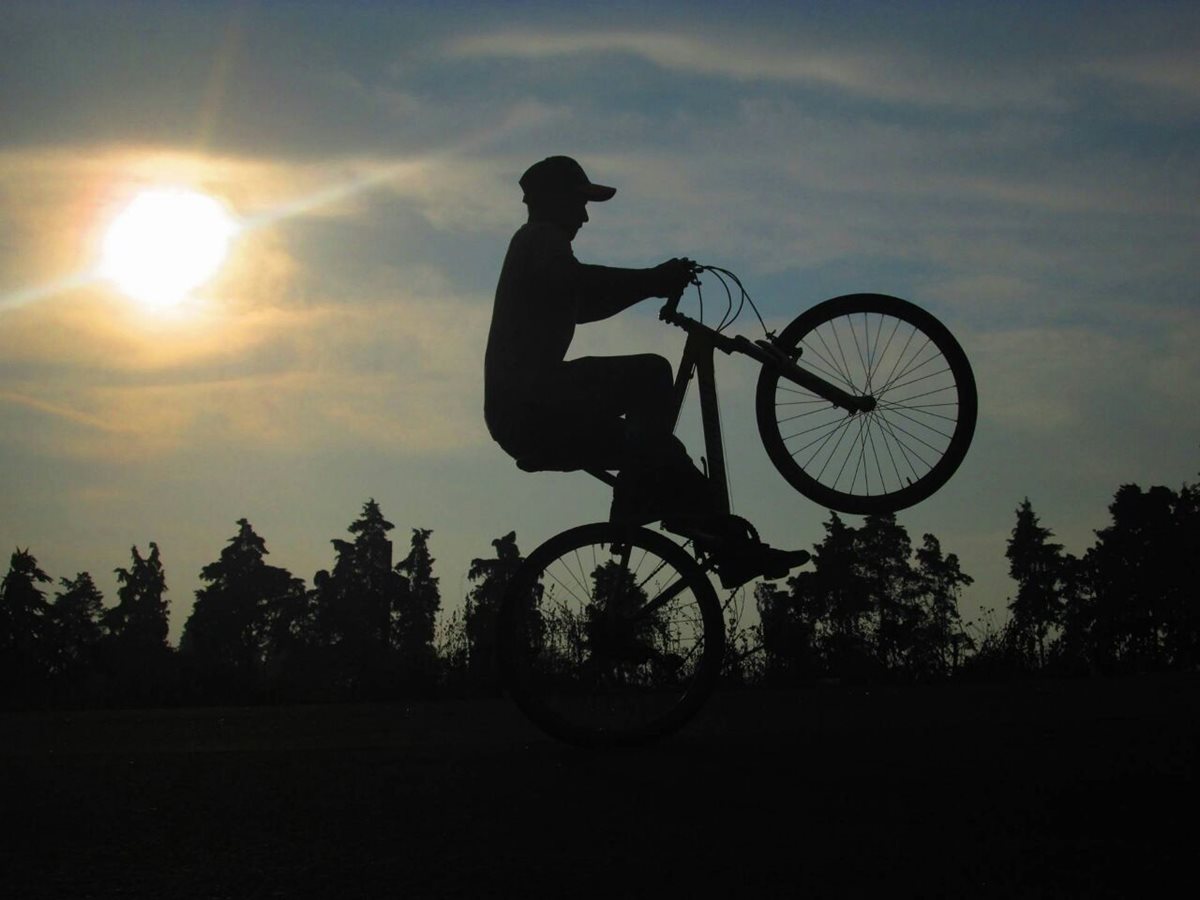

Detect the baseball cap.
[{"left": 519, "top": 156, "right": 616, "bottom": 202}]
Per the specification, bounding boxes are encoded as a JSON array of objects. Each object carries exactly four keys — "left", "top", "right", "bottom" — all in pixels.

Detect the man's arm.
[{"left": 574, "top": 259, "right": 691, "bottom": 324}]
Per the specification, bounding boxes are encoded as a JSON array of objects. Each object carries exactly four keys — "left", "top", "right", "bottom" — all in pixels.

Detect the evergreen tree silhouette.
[
  {"left": 108, "top": 544, "right": 169, "bottom": 646},
  {"left": 857, "top": 513, "right": 918, "bottom": 672},
  {"left": 104, "top": 543, "right": 172, "bottom": 704},
  {"left": 1049, "top": 551, "right": 1090, "bottom": 674},
  {"left": 1086, "top": 483, "right": 1197, "bottom": 672},
  {"left": 912, "top": 534, "right": 974, "bottom": 677},
  {"left": 0, "top": 549, "right": 52, "bottom": 706},
  {"left": 392, "top": 528, "right": 441, "bottom": 689},
  {"left": 181, "top": 519, "right": 305, "bottom": 702},
  {"left": 311, "top": 500, "right": 403, "bottom": 696},
  {"left": 48, "top": 572, "right": 105, "bottom": 702},
  {"left": 1005, "top": 499, "right": 1065, "bottom": 669},
  {"left": 755, "top": 578, "right": 818, "bottom": 684},
  {"left": 811, "top": 512, "right": 870, "bottom": 676},
  {"left": 465, "top": 532, "right": 524, "bottom": 689}
]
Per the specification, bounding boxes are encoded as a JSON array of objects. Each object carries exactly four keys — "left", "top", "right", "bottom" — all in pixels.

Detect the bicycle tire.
[
  {"left": 755, "top": 294, "right": 977, "bottom": 514},
  {"left": 498, "top": 523, "right": 725, "bottom": 747}
]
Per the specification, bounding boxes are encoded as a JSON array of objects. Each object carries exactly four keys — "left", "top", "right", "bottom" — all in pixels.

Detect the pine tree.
[
  {"left": 107, "top": 543, "right": 170, "bottom": 649},
  {"left": 311, "top": 500, "right": 403, "bottom": 695},
  {"left": 1005, "top": 499, "right": 1065, "bottom": 669},
  {"left": 856, "top": 513, "right": 918, "bottom": 671},
  {"left": 913, "top": 534, "right": 974, "bottom": 676},
  {"left": 392, "top": 528, "right": 441, "bottom": 687},
  {"left": 465, "top": 532, "right": 523, "bottom": 688},
  {"left": 0, "top": 549, "right": 53, "bottom": 704},
  {"left": 755, "top": 578, "right": 818, "bottom": 684},
  {"left": 812, "top": 512, "right": 869, "bottom": 668},
  {"left": 181, "top": 519, "right": 305, "bottom": 701},
  {"left": 104, "top": 543, "right": 172, "bottom": 703},
  {"left": 48, "top": 572, "right": 105, "bottom": 695},
  {"left": 1086, "top": 483, "right": 1195, "bottom": 672}
]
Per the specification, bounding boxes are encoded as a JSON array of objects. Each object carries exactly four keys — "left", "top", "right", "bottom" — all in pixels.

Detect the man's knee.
[{"left": 628, "top": 354, "right": 673, "bottom": 392}]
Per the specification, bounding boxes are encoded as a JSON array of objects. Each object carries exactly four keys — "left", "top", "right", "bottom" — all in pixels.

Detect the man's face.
[{"left": 537, "top": 194, "right": 589, "bottom": 239}]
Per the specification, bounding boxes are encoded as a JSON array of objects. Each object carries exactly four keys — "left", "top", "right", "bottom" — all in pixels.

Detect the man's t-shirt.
[
  {"left": 485, "top": 222, "right": 580, "bottom": 441},
  {"left": 484, "top": 222, "right": 653, "bottom": 451}
]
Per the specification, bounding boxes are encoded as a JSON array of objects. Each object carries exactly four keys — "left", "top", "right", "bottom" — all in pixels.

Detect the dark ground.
[{"left": 2, "top": 674, "right": 1197, "bottom": 898}]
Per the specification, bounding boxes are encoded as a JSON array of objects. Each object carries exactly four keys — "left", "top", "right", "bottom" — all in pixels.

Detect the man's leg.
[
  {"left": 561, "top": 357, "right": 811, "bottom": 586},
  {"left": 560, "top": 354, "right": 673, "bottom": 456},
  {"left": 558, "top": 355, "right": 717, "bottom": 521},
  {"left": 526, "top": 357, "right": 810, "bottom": 586}
]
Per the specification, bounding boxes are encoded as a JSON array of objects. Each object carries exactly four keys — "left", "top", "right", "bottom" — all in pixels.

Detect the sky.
[{"left": 2, "top": 0, "right": 1197, "bottom": 642}]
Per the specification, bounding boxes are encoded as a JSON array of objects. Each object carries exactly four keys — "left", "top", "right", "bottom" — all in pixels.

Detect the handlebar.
[
  {"left": 655, "top": 262, "right": 873, "bottom": 414},
  {"left": 659, "top": 259, "right": 701, "bottom": 323},
  {"left": 659, "top": 261, "right": 764, "bottom": 333}
]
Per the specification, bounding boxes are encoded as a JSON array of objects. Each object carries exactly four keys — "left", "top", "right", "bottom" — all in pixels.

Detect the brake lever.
[{"left": 755, "top": 335, "right": 802, "bottom": 362}]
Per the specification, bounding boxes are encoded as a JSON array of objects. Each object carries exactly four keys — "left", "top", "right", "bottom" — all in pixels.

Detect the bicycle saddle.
[
  {"left": 515, "top": 454, "right": 617, "bottom": 487},
  {"left": 515, "top": 454, "right": 569, "bottom": 473}
]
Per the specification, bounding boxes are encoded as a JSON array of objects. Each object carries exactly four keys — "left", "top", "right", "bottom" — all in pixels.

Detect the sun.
[{"left": 100, "top": 187, "right": 238, "bottom": 310}]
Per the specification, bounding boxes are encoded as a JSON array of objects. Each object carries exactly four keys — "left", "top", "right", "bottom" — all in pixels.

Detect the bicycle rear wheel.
[
  {"left": 498, "top": 523, "right": 724, "bottom": 747},
  {"left": 755, "top": 294, "right": 976, "bottom": 514}
]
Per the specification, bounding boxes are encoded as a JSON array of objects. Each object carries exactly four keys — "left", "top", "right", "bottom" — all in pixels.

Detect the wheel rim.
[
  {"left": 501, "top": 525, "right": 722, "bottom": 745},
  {"left": 758, "top": 295, "right": 976, "bottom": 513}
]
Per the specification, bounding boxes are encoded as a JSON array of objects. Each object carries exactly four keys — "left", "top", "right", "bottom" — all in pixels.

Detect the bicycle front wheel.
[
  {"left": 755, "top": 294, "right": 977, "bottom": 514},
  {"left": 498, "top": 523, "right": 724, "bottom": 747}
]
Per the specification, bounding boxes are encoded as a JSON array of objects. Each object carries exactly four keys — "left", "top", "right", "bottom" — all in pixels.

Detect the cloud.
[
  {"left": 966, "top": 317, "right": 1200, "bottom": 452},
  {"left": 0, "top": 285, "right": 493, "bottom": 462},
  {"left": 1093, "top": 52, "right": 1200, "bottom": 102},
  {"left": 446, "top": 28, "right": 1068, "bottom": 111}
]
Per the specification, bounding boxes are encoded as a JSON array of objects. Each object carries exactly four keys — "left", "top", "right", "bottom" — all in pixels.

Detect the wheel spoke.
[
  {"left": 877, "top": 404, "right": 955, "bottom": 442},
  {"left": 874, "top": 411, "right": 926, "bottom": 483},
  {"left": 882, "top": 363, "right": 951, "bottom": 399},
  {"left": 786, "top": 414, "right": 853, "bottom": 457},
  {"left": 877, "top": 342, "right": 937, "bottom": 396},
  {"left": 809, "top": 322, "right": 857, "bottom": 390},
  {"left": 875, "top": 410, "right": 940, "bottom": 465},
  {"left": 797, "top": 340, "right": 861, "bottom": 394},
  {"left": 782, "top": 413, "right": 855, "bottom": 441}
]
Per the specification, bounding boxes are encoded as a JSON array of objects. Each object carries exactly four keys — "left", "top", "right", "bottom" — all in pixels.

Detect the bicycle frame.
[{"left": 657, "top": 293, "right": 875, "bottom": 516}]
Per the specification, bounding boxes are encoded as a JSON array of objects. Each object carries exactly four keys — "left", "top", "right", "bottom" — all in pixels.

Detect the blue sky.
[{"left": 2, "top": 0, "right": 1197, "bottom": 639}]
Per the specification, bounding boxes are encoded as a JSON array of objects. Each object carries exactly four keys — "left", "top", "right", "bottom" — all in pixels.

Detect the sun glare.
[{"left": 100, "top": 187, "right": 237, "bottom": 311}]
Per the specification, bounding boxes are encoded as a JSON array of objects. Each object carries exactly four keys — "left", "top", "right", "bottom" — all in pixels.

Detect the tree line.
[
  {"left": 2, "top": 479, "right": 1196, "bottom": 708},
  {"left": 982, "top": 481, "right": 1199, "bottom": 676},
  {"left": 743, "top": 477, "right": 1197, "bottom": 684}
]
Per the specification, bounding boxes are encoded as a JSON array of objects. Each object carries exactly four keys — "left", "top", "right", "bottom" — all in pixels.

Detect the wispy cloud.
[
  {"left": 446, "top": 29, "right": 1068, "bottom": 111},
  {"left": 0, "top": 284, "right": 491, "bottom": 463}
]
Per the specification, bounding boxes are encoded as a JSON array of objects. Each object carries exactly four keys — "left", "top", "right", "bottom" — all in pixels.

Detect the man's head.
[{"left": 520, "top": 156, "right": 615, "bottom": 240}]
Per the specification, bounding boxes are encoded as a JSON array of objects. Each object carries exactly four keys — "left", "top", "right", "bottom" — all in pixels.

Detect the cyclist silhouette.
[{"left": 485, "top": 155, "right": 806, "bottom": 585}]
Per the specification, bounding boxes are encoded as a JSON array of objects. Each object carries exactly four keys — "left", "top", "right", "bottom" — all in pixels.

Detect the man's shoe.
[
  {"left": 713, "top": 543, "right": 811, "bottom": 589},
  {"left": 664, "top": 516, "right": 809, "bottom": 588}
]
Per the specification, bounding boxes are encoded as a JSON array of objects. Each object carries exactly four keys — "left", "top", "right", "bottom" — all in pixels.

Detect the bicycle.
[{"left": 497, "top": 264, "right": 977, "bottom": 746}]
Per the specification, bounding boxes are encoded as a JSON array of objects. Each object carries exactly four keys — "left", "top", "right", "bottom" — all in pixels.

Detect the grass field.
[{"left": 3, "top": 674, "right": 1196, "bottom": 898}]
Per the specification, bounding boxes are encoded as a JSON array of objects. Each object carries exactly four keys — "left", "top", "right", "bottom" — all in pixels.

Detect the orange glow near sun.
[{"left": 100, "top": 187, "right": 238, "bottom": 311}]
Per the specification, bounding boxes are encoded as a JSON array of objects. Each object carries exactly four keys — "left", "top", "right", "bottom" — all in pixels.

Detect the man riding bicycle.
[{"left": 484, "top": 155, "right": 807, "bottom": 586}]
